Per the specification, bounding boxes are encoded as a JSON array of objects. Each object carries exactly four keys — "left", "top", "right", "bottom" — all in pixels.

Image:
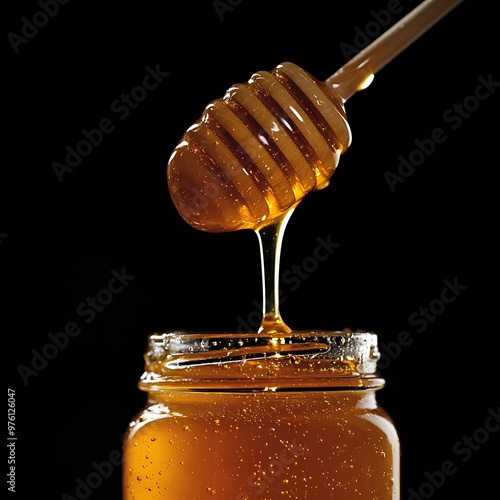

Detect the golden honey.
[{"left": 122, "top": 331, "right": 400, "bottom": 498}]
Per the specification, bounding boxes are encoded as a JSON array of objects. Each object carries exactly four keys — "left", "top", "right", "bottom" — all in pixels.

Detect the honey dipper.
[{"left": 167, "top": 0, "right": 463, "bottom": 233}]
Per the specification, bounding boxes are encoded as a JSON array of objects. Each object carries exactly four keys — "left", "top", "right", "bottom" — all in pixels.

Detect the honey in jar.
[{"left": 122, "top": 330, "right": 400, "bottom": 498}]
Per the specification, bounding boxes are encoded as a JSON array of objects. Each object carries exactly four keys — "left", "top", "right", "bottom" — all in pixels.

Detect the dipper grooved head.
[{"left": 167, "top": 62, "right": 351, "bottom": 232}]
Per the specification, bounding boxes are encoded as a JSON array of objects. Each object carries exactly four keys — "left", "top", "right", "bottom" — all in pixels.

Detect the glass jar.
[{"left": 122, "top": 330, "right": 400, "bottom": 499}]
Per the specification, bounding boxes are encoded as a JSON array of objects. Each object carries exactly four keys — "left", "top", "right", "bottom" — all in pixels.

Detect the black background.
[{"left": 2, "top": 0, "right": 499, "bottom": 498}]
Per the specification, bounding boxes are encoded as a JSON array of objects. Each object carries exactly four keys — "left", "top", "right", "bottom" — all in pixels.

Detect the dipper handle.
[{"left": 327, "top": 0, "right": 464, "bottom": 101}]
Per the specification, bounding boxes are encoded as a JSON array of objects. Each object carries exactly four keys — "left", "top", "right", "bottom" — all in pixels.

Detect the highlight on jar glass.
[{"left": 122, "top": 330, "right": 400, "bottom": 499}]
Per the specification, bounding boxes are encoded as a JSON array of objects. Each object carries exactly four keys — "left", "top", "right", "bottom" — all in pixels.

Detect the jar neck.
[
  {"left": 144, "top": 390, "right": 380, "bottom": 413},
  {"left": 139, "top": 330, "right": 384, "bottom": 392}
]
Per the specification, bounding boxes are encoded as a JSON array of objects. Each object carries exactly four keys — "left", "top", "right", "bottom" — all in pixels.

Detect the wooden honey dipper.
[{"left": 167, "top": 0, "right": 463, "bottom": 233}]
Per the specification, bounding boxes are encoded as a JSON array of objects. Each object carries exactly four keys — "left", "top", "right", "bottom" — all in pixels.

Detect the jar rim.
[
  {"left": 148, "top": 329, "right": 379, "bottom": 368},
  {"left": 139, "top": 329, "right": 383, "bottom": 391}
]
